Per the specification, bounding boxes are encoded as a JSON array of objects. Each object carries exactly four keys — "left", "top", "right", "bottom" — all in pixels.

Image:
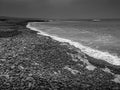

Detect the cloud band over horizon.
[{"left": 0, "top": 0, "right": 120, "bottom": 19}]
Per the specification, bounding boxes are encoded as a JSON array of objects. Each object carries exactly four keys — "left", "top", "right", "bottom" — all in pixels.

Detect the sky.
[{"left": 0, "top": 0, "right": 120, "bottom": 19}]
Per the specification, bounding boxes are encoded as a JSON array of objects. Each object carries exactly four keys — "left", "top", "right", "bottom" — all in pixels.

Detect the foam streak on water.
[{"left": 27, "top": 22, "right": 120, "bottom": 66}]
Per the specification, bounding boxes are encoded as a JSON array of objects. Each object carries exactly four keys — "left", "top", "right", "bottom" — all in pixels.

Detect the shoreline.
[
  {"left": 27, "top": 22, "right": 120, "bottom": 66},
  {"left": 0, "top": 17, "right": 120, "bottom": 89},
  {"left": 1, "top": 17, "right": 120, "bottom": 89}
]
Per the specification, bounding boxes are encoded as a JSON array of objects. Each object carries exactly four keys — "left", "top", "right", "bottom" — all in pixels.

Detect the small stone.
[
  {"left": 11, "top": 65, "right": 15, "bottom": 69},
  {"left": 34, "top": 62, "right": 39, "bottom": 65},
  {"left": 64, "top": 65, "right": 79, "bottom": 75},
  {"left": 86, "top": 65, "right": 96, "bottom": 71},
  {"left": 0, "top": 59, "right": 6, "bottom": 61},
  {"left": 18, "top": 65, "right": 24, "bottom": 70}
]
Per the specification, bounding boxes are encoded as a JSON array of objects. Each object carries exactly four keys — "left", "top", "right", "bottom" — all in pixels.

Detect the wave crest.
[{"left": 27, "top": 22, "right": 120, "bottom": 66}]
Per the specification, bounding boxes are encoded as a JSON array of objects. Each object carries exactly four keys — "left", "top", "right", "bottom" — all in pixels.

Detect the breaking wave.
[{"left": 27, "top": 22, "right": 120, "bottom": 66}]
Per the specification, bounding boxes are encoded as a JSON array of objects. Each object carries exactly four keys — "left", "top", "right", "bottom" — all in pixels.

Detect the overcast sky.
[{"left": 0, "top": 0, "right": 120, "bottom": 19}]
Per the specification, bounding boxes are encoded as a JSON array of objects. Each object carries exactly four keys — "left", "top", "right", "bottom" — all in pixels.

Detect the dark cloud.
[
  {"left": 0, "top": 0, "right": 120, "bottom": 18},
  {"left": 107, "top": 0, "right": 120, "bottom": 8}
]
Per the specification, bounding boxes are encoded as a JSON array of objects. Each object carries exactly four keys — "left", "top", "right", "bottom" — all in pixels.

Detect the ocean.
[{"left": 27, "top": 21, "right": 120, "bottom": 66}]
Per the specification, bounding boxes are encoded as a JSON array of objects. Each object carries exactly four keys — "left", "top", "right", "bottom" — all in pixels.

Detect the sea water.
[{"left": 27, "top": 21, "right": 120, "bottom": 66}]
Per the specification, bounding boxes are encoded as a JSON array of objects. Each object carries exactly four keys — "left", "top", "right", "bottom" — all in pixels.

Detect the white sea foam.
[{"left": 27, "top": 22, "right": 120, "bottom": 66}]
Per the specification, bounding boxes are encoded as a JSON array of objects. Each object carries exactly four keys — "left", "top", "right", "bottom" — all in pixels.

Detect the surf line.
[{"left": 27, "top": 22, "right": 120, "bottom": 66}]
